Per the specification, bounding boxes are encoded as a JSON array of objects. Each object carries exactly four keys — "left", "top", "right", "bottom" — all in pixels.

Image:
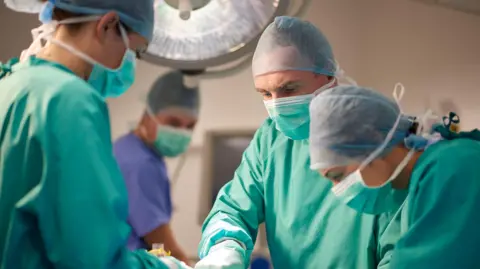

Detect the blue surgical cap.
[
  {"left": 147, "top": 71, "right": 200, "bottom": 117},
  {"left": 251, "top": 16, "right": 336, "bottom": 77},
  {"left": 5, "top": 0, "right": 154, "bottom": 41},
  {"left": 309, "top": 85, "right": 413, "bottom": 170}
]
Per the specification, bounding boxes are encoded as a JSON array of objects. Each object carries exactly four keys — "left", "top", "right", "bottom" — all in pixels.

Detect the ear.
[{"left": 95, "top": 11, "right": 120, "bottom": 44}]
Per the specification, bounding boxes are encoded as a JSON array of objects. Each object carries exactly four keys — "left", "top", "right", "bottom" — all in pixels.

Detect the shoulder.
[
  {"left": 113, "top": 134, "right": 142, "bottom": 155},
  {"left": 419, "top": 139, "right": 480, "bottom": 169},
  {"left": 411, "top": 138, "right": 480, "bottom": 192},
  {"left": 121, "top": 155, "right": 167, "bottom": 181},
  {"left": 114, "top": 135, "right": 164, "bottom": 166},
  {"left": 47, "top": 72, "right": 104, "bottom": 108},
  {"left": 13, "top": 63, "right": 104, "bottom": 109}
]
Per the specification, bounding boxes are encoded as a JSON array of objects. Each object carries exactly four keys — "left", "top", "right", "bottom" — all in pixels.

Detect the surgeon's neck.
[
  {"left": 392, "top": 151, "right": 423, "bottom": 189},
  {"left": 37, "top": 43, "right": 93, "bottom": 80}
]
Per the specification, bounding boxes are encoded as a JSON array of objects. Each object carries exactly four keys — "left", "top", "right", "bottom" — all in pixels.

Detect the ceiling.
[{"left": 414, "top": 0, "right": 480, "bottom": 16}]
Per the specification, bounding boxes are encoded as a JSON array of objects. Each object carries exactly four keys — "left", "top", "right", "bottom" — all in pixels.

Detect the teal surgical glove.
[{"left": 195, "top": 240, "right": 246, "bottom": 269}]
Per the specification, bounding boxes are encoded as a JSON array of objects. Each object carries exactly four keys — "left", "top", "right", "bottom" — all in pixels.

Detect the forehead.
[
  {"left": 154, "top": 107, "right": 198, "bottom": 122},
  {"left": 254, "top": 70, "right": 316, "bottom": 91}
]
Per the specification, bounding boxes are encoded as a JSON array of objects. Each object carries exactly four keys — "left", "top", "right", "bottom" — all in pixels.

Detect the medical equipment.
[{"left": 150, "top": 243, "right": 172, "bottom": 257}]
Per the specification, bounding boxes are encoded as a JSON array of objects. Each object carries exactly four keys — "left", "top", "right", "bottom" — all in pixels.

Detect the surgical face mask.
[
  {"left": 21, "top": 15, "right": 136, "bottom": 99},
  {"left": 331, "top": 83, "right": 421, "bottom": 214},
  {"left": 333, "top": 151, "right": 415, "bottom": 214},
  {"left": 264, "top": 78, "right": 336, "bottom": 140},
  {"left": 154, "top": 125, "right": 192, "bottom": 157},
  {"left": 332, "top": 176, "right": 407, "bottom": 215}
]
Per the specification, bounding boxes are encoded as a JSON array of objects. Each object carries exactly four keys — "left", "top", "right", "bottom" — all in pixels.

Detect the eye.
[
  {"left": 325, "top": 170, "right": 345, "bottom": 182},
  {"left": 261, "top": 91, "right": 272, "bottom": 98},
  {"left": 165, "top": 118, "right": 182, "bottom": 128},
  {"left": 135, "top": 47, "right": 148, "bottom": 59},
  {"left": 279, "top": 87, "right": 298, "bottom": 96}
]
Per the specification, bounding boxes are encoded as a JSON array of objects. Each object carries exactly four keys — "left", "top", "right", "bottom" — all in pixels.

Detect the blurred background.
[{"left": 1, "top": 0, "right": 479, "bottom": 262}]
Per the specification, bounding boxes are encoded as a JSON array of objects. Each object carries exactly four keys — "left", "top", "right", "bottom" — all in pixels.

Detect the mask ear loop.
[
  {"left": 392, "top": 83, "right": 405, "bottom": 112},
  {"left": 20, "top": 15, "right": 102, "bottom": 62},
  {"left": 21, "top": 22, "right": 58, "bottom": 61},
  {"left": 118, "top": 25, "right": 130, "bottom": 49},
  {"left": 312, "top": 77, "right": 337, "bottom": 96},
  {"left": 360, "top": 83, "right": 405, "bottom": 167},
  {"left": 332, "top": 60, "right": 358, "bottom": 86}
]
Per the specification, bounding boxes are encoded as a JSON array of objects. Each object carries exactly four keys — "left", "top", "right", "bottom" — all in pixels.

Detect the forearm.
[{"left": 199, "top": 212, "right": 255, "bottom": 259}]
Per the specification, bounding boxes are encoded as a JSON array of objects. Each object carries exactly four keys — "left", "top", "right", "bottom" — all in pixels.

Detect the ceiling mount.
[{"left": 164, "top": 0, "right": 211, "bottom": 11}]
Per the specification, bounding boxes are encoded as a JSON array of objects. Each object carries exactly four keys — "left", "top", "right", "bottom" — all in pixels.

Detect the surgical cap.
[
  {"left": 4, "top": 0, "right": 155, "bottom": 41},
  {"left": 147, "top": 71, "right": 200, "bottom": 117},
  {"left": 309, "top": 85, "right": 413, "bottom": 170},
  {"left": 251, "top": 16, "right": 336, "bottom": 77}
]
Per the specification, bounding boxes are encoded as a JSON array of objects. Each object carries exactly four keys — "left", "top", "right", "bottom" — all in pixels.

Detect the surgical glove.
[
  {"left": 160, "top": 256, "right": 193, "bottom": 269},
  {"left": 195, "top": 240, "right": 246, "bottom": 269}
]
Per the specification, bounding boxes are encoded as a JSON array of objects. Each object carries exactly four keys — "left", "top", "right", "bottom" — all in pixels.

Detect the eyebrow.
[{"left": 256, "top": 80, "right": 302, "bottom": 93}]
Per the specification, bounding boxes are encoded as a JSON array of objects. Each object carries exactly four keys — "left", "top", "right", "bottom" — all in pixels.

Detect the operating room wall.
[{"left": 0, "top": 0, "right": 479, "bottom": 258}]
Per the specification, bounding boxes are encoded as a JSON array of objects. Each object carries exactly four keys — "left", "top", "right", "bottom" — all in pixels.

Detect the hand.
[
  {"left": 194, "top": 240, "right": 246, "bottom": 269},
  {"left": 159, "top": 256, "right": 193, "bottom": 269}
]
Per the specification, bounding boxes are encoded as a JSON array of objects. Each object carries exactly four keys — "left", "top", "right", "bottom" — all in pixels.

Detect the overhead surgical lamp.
[{"left": 141, "top": 0, "right": 312, "bottom": 78}]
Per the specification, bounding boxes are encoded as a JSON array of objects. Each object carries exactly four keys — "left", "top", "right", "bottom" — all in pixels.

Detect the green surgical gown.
[
  {"left": 390, "top": 137, "right": 480, "bottom": 268},
  {"left": 198, "top": 119, "right": 407, "bottom": 269},
  {"left": 0, "top": 57, "right": 169, "bottom": 269}
]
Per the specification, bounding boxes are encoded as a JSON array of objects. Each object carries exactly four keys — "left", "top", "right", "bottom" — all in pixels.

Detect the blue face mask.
[
  {"left": 263, "top": 79, "right": 335, "bottom": 140},
  {"left": 87, "top": 26, "right": 136, "bottom": 98},
  {"left": 264, "top": 95, "right": 312, "bottom": 140},
  {"left": 154, "top": 125, "right": 192, "bottom": 157},
  {"left": 88, "top": 48, "right": 136, "bottom": 98}
]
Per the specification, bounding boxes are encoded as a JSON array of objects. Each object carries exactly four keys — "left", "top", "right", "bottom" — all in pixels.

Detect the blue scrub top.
[{"left": 114, "top": 133, "right": 173, "bottom": 250}]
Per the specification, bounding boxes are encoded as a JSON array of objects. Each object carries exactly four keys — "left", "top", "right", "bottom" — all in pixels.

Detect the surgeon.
[
  {"left": 195, "top": 16, "right": 406, "bottom": 269},
  {"left": 309, "top": 84, "right": 480, "bottom": 268},
  {"left": 114, "top": 71, "right": 199, "bottom": 264},
  {"left": 0, "top": 0, "right": 189, "bottom": 268}
]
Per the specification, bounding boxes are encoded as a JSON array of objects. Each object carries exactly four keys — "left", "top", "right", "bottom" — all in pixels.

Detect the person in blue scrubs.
[
  {"left": 114, "top": 71, "right": 199, "bottom": 265},
  {"left": 309, "top": 84, "right": 480, "bottom": 268}
]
